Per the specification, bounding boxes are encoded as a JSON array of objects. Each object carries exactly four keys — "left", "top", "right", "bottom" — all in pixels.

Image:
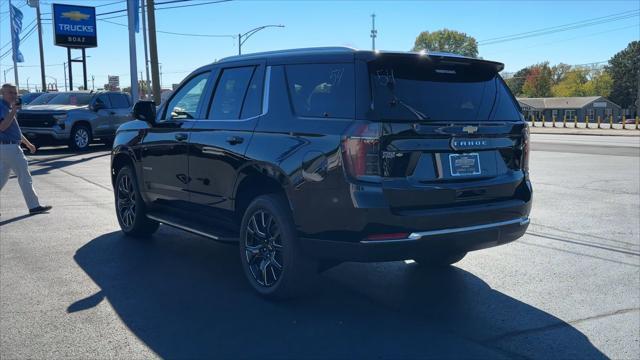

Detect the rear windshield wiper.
[
  {"left": 390, "top": 97, "right": 429, "bottom": 121},
  {"left": 375, "top": 69, "right": 430, "bottom": 121}
]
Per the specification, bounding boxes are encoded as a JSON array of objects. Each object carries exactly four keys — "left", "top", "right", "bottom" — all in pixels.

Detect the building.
[{"left": 517, "top": 96, "right": 622, "bottom": 122}]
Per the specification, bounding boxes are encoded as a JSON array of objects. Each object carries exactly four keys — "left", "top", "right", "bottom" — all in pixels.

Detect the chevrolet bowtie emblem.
[
  {"left": 462, "top": 125, "right": 478, "bottom": 134},
  {"left": 61, "top": 11, "right": 90, "bottom": 21}
]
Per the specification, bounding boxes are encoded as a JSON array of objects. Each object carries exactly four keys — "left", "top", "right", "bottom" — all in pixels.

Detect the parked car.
[
  {"left": 111, "top": 47, "right": 532, "bottom": 298},
  {"left": 17, "top": 91, "right": 133, "bottom": 150},
  {"left": 19, "top": 92, "right": 45, "bottom": 105}
]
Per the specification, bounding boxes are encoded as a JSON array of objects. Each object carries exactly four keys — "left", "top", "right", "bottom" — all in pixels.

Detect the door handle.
[
  {"left": 226, "top": 136, "right": 244, "bottom": 145},
  {"left": 175, "top": 133, "right": 188, "bottom": 141}
]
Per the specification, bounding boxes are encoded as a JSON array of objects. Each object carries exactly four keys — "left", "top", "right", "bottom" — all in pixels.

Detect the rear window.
[
  {"left": 368, "top": 58, "right": 520, "bottom": 121},
  {"left": 47, "top": 93, "right": 93, "bottom": 106},
  {"left": 285, "top": 63, "right": 354, "bottom": 118}
]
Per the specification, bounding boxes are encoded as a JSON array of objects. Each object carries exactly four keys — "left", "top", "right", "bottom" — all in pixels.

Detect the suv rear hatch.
[{"left": 344, "top": 53, "right": 530, "bottom": 211}]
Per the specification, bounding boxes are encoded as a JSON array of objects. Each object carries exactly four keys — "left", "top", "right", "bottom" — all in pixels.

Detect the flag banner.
[{"left": 10, "top": 3, "right": 25, "bottom": 63}]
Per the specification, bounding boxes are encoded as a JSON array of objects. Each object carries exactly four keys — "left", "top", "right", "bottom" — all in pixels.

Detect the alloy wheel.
[
  {"left": 117, "top": 174, "right": 136, "bottom": 229},
  {"left": 244, "top": 210, "right": 284, "bottom": 287},
  {"left": 75, "top": 128, "right": 89, "bottom": 149}
]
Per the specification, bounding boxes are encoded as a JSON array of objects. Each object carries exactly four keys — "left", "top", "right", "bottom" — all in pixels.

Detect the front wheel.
[
  {"left": 115, "top": 166, "right": 159, "bottom": 237},
  {"left": 239, "top": 194, "right": 317, "bottom": 299},
  {"left": 69, "top": 124, "right": 92, "bottom": 151}
]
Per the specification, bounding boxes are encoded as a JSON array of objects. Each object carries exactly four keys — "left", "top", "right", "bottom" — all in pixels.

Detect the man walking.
[{"left": 0, "top": 83, "right": 51, "bottom": 215}]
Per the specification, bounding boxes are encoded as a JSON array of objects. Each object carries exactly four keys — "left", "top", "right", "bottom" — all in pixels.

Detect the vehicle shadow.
[{"left": 72, "top": 229, "right": 606, "bottom": 359}]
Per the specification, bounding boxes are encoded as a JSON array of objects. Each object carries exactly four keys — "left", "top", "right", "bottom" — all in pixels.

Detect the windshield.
[
  {"left": 368, "top": 59, "right": 520, "bottom": 121},
  {"left": 47, "top": 93, "right": 93, "bottom": 106},
  {"left": 27, "top": 93, "right": 57, "bottom": 105}
]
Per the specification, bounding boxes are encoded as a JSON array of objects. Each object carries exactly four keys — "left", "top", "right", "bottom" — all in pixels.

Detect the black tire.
[
  {"left": 239, "top": 194, "right": 317, "bottom": 299},
  {"left": 69, "top": 124, "right": 92, "bottom": 151},
  {"left": 114, "top": 166, "right": 159, "bottom": 237},
  {"left": 413, "top": 251, "right": 467, "bottom": 268}
]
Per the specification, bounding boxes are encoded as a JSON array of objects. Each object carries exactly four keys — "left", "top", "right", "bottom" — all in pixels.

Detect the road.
[{"left": 1, "top": 134, "right": 638, "bottom": 359}]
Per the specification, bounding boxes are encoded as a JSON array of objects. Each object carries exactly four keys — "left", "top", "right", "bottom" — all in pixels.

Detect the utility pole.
[
  {"left": 370, "top": 13, "right": 377, "bottom": 51},
  {"left": 34, "top": 0, "right": 46, "bottom": 93},
  {"left": 141, "top": 0, "right": 151, "bottom": 99},
  {"left": 91, "top": 75, "right": 95, "bottom": 90},
  {"left": 147, "top": 0, "right": 162, "bottom": 104},
  {"left": 127, "top": 0, "right": 139, "bottom": 101}
]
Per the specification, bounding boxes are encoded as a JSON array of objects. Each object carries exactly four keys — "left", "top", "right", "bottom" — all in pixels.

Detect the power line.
[
  {"left": 96, "top": 0, "right": 232, "bottom": 17},
  {"left": 98, "top": 18, "right": 235, "bottom": 38},
  {"left": 480, "top": 10, "right": 639, "bottom": 46},
  {"left": 480, "top": 9, "right": 639, "bottom": 43},
  {"left": 155, "top": 0, "right": 231, "bottom": 10}
]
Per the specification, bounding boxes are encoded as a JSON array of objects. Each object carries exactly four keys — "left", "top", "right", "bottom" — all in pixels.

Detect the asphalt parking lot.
[{"left": 1, "top": 134, "right": 639, "bottom": 359}]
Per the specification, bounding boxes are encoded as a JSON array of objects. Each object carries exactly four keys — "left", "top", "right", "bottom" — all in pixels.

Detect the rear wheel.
[
  {"left": 413, "top": 251, "right": 467, "bottom": 267},
  {"left": 115, "top": 166, "right": 159, "bottom": 237},
  {"left": 69, "top": 124, "right": 92, "bottom": 151},
  {"left": 239, "top": 194, "right": 317, "bottom": 299}
]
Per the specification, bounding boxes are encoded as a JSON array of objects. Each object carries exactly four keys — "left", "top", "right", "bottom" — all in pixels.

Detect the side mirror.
[{"left": 132, "top": 101, "right": 157, "bottom": 125}]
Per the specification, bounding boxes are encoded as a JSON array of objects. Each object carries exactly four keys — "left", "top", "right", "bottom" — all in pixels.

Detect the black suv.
[{"left": 111, "top": 47, "right": 532, "bottom": 298}]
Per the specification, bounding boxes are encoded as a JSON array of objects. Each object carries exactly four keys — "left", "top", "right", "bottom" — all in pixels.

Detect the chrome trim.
[
  {"left": 262, "top": 66, "right": 271, "bottom": 116},
  {"left": 361, "top": 217, "right": 529, "bottom": 244},
  {"left": 147, "top": 214, "right": 220, "bottom": 240}
]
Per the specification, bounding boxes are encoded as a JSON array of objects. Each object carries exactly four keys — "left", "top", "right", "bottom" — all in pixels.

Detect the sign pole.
[
  {"left": 127, "top": 0, "right": 139, "bottom": 101},
  {"left": 67, "top": 47, "right": 73, "bottom": 90},
  {"left": 82, "top": 48, "right": 88, "bottom": 90}
]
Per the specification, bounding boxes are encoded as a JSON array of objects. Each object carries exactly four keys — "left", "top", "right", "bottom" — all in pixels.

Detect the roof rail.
[{"left": 218, "top": 46, "right": 357, "bottom": 63}]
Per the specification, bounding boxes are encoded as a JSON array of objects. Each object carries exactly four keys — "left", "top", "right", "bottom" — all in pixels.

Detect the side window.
[
  {"left": 108, "top": 94, "right": 130, "bottom": 108},
  {"left": 240, "top": 68, "right": 263, "bottom": 119},
  {"left": 208, "top": 67, "right": 255, "bottom": 120},
  {"left": 165, "top": 72, "right": 210, "bottom": 120},
  {"left": 95, "top": 94, "right": 111, "bottom": 109},
  {"left": 285, "top": 63, "right": 354, "bottom": 118}
]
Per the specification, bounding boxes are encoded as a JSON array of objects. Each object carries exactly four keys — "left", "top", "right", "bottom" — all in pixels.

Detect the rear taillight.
[
  {"left": 341, "top": 122, "right": 382, "bottom": 182},
  {"left": 522, "top": 125, "right": 530, "bottom": 173}
]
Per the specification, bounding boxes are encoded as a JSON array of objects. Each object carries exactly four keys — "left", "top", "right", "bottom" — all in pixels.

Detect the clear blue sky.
[{"left": 1, "top": 0, "right": 638, "bottom": 92}]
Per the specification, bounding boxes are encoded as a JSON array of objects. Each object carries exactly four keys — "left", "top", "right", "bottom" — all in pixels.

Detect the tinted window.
[
  {"left": 47, "top": 93, "right": 93, "bottom": 106},
  {"left": 209, "top": 67, "right": 255, "bottom": 120},
  {"left": 165, "top": 72, "right": 210, "bottom": 120},
  {"left": 491, "top": 79, "right": 521, "bottom": 120},
  {"left": 286, "top": 63, "right": 354, "bottom": 118},
  {"left": 95, "top": 94, "right": 111, "bottom": 108},
  {"left": 108, "top": 94, "right": 131, "bottom": 108},
  {"left": 368, "top": 58, "right": 520, "bottom": 121},
  {"left": 240, "top": 69, "right": 263, "bottom": 119}
]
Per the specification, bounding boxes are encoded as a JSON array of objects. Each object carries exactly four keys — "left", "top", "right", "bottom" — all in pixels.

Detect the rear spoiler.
[{"left": 356, "top": 51, "right": 504, "bottom": 73}]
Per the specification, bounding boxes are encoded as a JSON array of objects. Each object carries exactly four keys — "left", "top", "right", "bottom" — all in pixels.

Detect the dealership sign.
[{"left": 52, "top": 3, "right": 97, "bottom": 48}]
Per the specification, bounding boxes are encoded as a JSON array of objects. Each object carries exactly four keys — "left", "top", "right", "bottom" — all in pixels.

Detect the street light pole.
[{"left": 238, "top": 25, "right": 285, "bottom": 56}]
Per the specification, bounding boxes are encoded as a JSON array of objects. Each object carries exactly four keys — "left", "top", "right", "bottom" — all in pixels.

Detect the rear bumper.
[{"left": 299, "top": 217, "right": 529, "bottom": 262}]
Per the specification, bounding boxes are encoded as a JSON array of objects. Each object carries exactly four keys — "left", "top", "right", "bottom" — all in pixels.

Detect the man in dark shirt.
[{"left": 0, "top": 83, "right": 51, "bottom": 215}]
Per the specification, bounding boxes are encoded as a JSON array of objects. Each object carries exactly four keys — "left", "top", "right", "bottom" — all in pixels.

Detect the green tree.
[
  {"left": 412, "top": 28, "right": 479, "bottom": 58},
  {"left": 521, "top": 63, "right": 553, "bottom": 97},
  {"left": 505, "top": 66, "right": 532, "bottom": 96},
  {"left": 606, "top": 41, "right": 639, "bottom": 111},
  {"left": 551, "top": 63, "right": 572, "bottom": 84},
  {"left": 584, "top": 71, "right": 613, "bottom": 97},
  {"left": 551, "top": 69, "right": 589, "bottom": 97}
]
